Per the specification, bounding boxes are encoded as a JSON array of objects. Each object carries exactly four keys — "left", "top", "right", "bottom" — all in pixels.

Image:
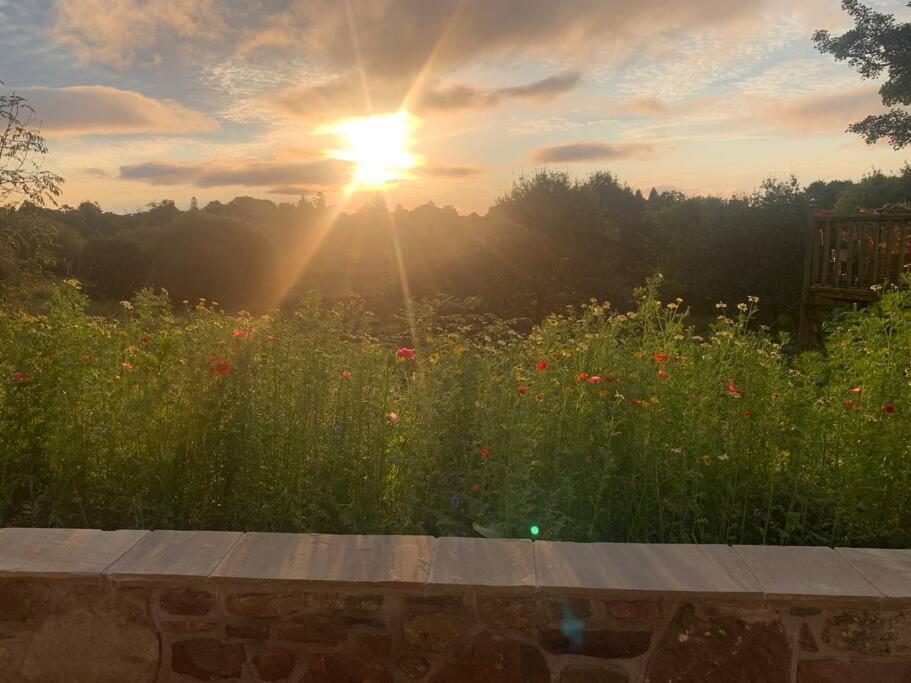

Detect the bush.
[{"left": 1, "top": 277, "right": 909, "bottom": 547}]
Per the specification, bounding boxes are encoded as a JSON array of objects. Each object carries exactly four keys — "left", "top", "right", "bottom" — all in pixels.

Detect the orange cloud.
[
  {"left": 119, "top": 158, "right": 351, "bottom": 188},
  {"left": 20, "top": 86, "right": 218, "bottom": 137},
  {"left": 531, "top": 142, "right": 658, "bottom": 163},
  {"left": 766, "top": 87, "right": 885, "bottom": 134}
]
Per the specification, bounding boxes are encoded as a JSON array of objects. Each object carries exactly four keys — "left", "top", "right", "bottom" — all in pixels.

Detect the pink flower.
[
  {"left": 208, "top": 358, "right": 231, "bottom": 376},
  {"left": 842, "top": 399, "right": 857, "bottom": 409},
  {"left": 588, "top": 375, "right": 602, "bottom": 384},
  {"left": 629, "top": 398, "right": 644, "bottom": 406},
  {"left": 386, "top": 411, "right": 399, "bottom": 424},
  {"left": 266, "top": 335, "right": 277, "bottom": 342},
  {"left": 232, "top": 329, "right": 250, "bottom": 339},
  {"left": 726, "top": 380, "right": 742, "bottom": 397},
  {"left": 850, "top": 386, "right": 862, "bottom": 394},
  {"left": 10, "top": 371, "right": 27, "bottom": 383},
  {"left": 657, "top": 369, "right": 669, "bottom": 380},
  {"left": 340, "top": 370, "right": 351, "bottom": 379},
  {"left": 121, "top": 362, "right": 133, "bottom": 370},
  {"left": 396, "top": 347, "right": 416, "bottom": 361}
]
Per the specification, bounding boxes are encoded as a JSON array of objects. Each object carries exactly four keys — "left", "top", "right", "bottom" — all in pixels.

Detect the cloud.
[
  {"left": 766, "top": 87, "right": 885, "bottom": 134},
  {"left": 19, "top": 86, "right": 218, "bottom": 137},
  {"left": 531, "top": 142, "right": 658, "bottom": 163},
  {"left": 418, "top": 165, "right": 483, "bottom": 178},
  {"left": 265, "top": 187, "right": 311, "bottom": 196},
  {"left": 118, "top": 158, "right": 351, "bottom": 188},
  {"left": 81, "top": 167, "right": 111, "bottom": 178},
  {"left": 49, "top": 0, "right": 220, "bottom": 68},
  {"left": 416, "top": 72, "right": 582, "bottom": 113}
]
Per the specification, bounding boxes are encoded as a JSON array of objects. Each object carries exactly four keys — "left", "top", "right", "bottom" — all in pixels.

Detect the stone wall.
[{"left": 0, "top": 529, "right": 910, "bottom": 682}]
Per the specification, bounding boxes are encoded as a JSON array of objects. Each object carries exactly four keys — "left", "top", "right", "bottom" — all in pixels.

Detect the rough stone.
[
  {"left": 171, "top": 639, "right": 245, "bottom": 680},
  {"left": 559, "top": 665, "right": 629, "bottom": 683},
  {"left": 226, "top": 622, "right": 270, "bottom": 639},
  {"left": 602, "top": 600, "right": 662, "bottom": 625},
  {"left": 791, "top": 606, "right": 823, "bottom": 617},
  {"left": 300, "top": 653, "right": 393, "bottom": 683},
  {"left": 159, "top": 587, "right": 215, "bottom": 616},
  {"left": 345, "top": 594, "right": 384, "bottom": 615},
  {"left": 402, "top": 613, "right": 472, "bottom": 653},
  {"left": 0, "top": 583, "right": 39, "bottom": 622},
  {"left": 355, "top": 632, "right": 391, "bottom": 657},
  {"left": 403, "top": 595, "right": 464, "bottom": 614},
  {"left": 645, "top": 604, "right": 790, "bottom": 682},
  {"left": 540, "top": 627, "right": 651, "bottom": 658},
  {"left": 160, "top": 619, "right": 218, "bottom": 633},
  {"left": 797, "top": 660, "right": 911, "bottom": 682},
  {"left": 397, "top": 654, "right": 431, "bottom": 679},
  {"left": 822, "top": 610, "right": 911, "bottom": 656},
  {"left": 538, "top": 598, "right": 592, "bottom": 624},
  {"left": 275, "top": 617, "right": 348, "bottom": 645},
  {"left": 431, "top": 632, "right": 550, "bottom": 683},
  {"left": 477, "top": 596, "right": 539, "bottom": 630},
  {"left": 18, "top": 590, "right": 159, "bottom": 683},
  {"left": 225, "top": 592, "right": 309, "bottom": 618},
  {"left": 252, "top": 646, "right": 295, "bottom": 681},
  {"left": 799, "top": 622, "right": 818, "bottom": 652}
]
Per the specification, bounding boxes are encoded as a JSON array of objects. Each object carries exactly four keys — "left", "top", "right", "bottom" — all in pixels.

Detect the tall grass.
[{"left": 2, "top": 277, "right": 910, "bottom": 547}]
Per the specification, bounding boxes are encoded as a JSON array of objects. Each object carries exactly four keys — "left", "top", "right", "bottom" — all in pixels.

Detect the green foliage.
[
  {"left": 2, "top": 278, "right": 910, "bottom": 547},
  {"left": 814, "top": 1, "right": 911, "bottom": 148}
]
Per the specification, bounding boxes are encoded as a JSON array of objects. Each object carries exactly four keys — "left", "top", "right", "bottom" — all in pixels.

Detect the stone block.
[
  {"left": 301, "top": 653, "right": 392, "bottom": 683},
  {"left": 159, "top": 587, "right": 215, "bottom": 616},
  {"left": 822, "top": 609, "right": 911, "bottom": 655},
  {"left": 402, "top": 613, "right": 472, "bottom": 653},
  {"left": 252, "top": 646, "right": 295, "bottom": 681},
  {"left": 171, "top": 638, "right": 245, "bottom": 679},
  {"left": 431, "top": 632, "right": 550, "bottom": 683},
  {"left": 225, "top": 591, "right": 309, "bottom": 618},
  {"left": 797, "top": 660, "right": 911, "bottom": 682},
  {"left": 539, "top": 627, "right": 651, "bottom": 658}
]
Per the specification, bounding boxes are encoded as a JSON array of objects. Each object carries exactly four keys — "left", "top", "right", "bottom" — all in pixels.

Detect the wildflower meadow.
[{"left": 2, "top": 277, "right": 910, "bottom": 548}]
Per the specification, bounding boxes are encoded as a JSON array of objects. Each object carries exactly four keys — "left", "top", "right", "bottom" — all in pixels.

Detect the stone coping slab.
[
  {"left": 734, "top": 545, "right": 883, "bottom": 600},
  {"left": 0, "top": 527, "right": 907, "bottom": 602},
  {"left": 535, "top": 541, "right": 762, "bottom": 598},
  {"left": 0, "top": 527, "right": 148, "bottom": 578}
]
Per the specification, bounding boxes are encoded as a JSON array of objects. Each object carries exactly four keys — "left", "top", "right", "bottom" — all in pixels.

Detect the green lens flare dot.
[{"left": 529, "top": 525, "right": 540, "bottom": 536}]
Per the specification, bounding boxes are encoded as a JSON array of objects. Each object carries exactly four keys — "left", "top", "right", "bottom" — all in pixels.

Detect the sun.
[{"left": 323, "top": 109, "right": 422, "bottom": 190}]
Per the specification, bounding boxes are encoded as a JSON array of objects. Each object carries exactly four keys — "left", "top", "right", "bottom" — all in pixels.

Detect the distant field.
[{"left": 2, "top": 277, "right": 910, "bottom": 548}]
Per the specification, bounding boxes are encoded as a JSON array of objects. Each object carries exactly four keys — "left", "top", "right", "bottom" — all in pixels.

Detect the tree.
[
  {"left": 0, "top": 84, "right": 63, "bottom": 206},
  {"left": 814, "top": 1, "right": 911, "bottom": 148}
]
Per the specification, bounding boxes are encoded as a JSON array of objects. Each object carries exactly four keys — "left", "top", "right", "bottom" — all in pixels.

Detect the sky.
[{"left": 2, "top": 0, "right": 910, "bottom": 214}]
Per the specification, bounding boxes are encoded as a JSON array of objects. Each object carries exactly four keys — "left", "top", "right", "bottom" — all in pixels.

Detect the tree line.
[{"left": 4, "top": 166, "right": 911, "bottom": 329}]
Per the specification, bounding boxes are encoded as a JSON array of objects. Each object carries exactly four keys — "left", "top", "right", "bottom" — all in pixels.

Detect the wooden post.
[{"left": 798, "top": 199, "right": 817, "bottom": 351}]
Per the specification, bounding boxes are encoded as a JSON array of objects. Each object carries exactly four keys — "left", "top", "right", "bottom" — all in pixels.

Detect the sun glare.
[{"left": 323, "top": 109, "right": 422, "bottom": 190}]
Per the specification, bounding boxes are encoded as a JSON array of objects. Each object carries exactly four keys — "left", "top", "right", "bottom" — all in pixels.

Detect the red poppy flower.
[
  {"left": 121, "top": 362, "right": 133, "bottom": 370},
  {"left": 535, "top": 360, "right": 549, "bottom": 372},
  {"left": 340, "top": 370, "right": 352, "bottom": 379},
  {"left": 603, "top": 374, "right": 616, "bottom": 383},
  {"left": 232, "top": 329, "right": 250, "bottom": 339},
  {"left": 842, "top": 399, "right": 857, "bottom": 409},
  {"left": 386, "top": 411, "right": 399, "bottom": 423},
  {"left": 883, "top": 403, "right": 896, "bottom": 414},
  {"left": 140, "top": 335, "right": 150, "bottom": 346},
  {"left": 726, "top": 380, "right": 742, "bottom": 397},
  {"left": 10, "top": 371, "right": 27, "bottom": 383},
  {"left": 588, "top": 375, "right": 602, "bottom": 384},
  {"left": 79, "top": 355, "right": 94, "bottom": 365},
  {"left": 850, "top": 386, "right": 862, "bottom": 394},
  {"left": 653, "top": 352, "right": 671, "bottom": 363},
  {"left": 657, "top": 369, "right": 669, "bottom": 380},
  {"left": 396, "top": 347, "right": 416, "bottom": 360},
  {"left": 518, "top": 386, "right": 529, "bottom": 395},
  {"left": 480, "top": 447, "right": 491, "bottom": 458},
  {"left": 742, "top": 409, "right": 751, "bottom": 417},
  {"left": 629, "top": 398, "right": 644, "bottom": 406},
  {"left": 208, "top": 358, "right": 231, "bottom": 376},
  {"left": 576, "top": 372, "right": 589, "bottom": 382},
  {"left": 471, "top": 483, "right": 481, "bottom": 493},
  {"left": 266, "top": 335, "right": 277, "bottom": 342}
]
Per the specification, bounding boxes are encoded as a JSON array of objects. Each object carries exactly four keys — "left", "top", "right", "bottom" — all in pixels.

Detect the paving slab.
[
  {"left": 734, "top": 545, "right": 882, "bottom": 600},
  {"left": 105, "top": 530, "right": 243, "bottom": 580},
  {"left": 0, "top": 527, "right": 148, "bottom": 578},
  {"left": 535, "top": 542, "right": 761, "bottom": 597},
  {"left": 212, "top": 532, "right": 433, "bottom": 586},
  {"left": 428, "top": 537, "right": 534, "bottom": 588},
  {"left": 836, "top": 547, "right": 911, "bottom": 600}
]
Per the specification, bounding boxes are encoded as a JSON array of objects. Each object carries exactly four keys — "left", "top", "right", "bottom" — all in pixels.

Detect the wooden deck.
[{"left": 799, "top": 210, "right": 911, "bottom": 348}]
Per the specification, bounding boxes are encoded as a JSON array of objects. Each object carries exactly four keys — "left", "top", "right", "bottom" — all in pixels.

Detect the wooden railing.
[{"left": 809, "top": 212, "right": 911, "bottom": 296}]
